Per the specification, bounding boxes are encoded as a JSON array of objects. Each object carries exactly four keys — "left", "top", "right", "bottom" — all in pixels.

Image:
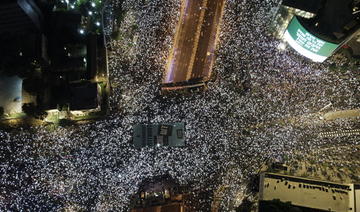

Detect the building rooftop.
[
  {"left": 259, "top": 172, "right": 356, "bottom": 212},
  {"left": 283, "top": 0, "right": 360, "bottom": 43},
  {"left": 69, "top": 82, "right": 98, "bottom": 110},
  {"left": 133, "top": 123, "right": 185, "bottom": 148},
  {"left": 0, "top": 0, "right": 43, "bottom": 34},
  {"left": 131, "top": 203, "right": 184, "bottom": 212},
  {"left": 44, "top": 81, "right": 99, "bottom": 111},
  {"left": 282, "top": 0, "right": 323, "bottom": 14}
]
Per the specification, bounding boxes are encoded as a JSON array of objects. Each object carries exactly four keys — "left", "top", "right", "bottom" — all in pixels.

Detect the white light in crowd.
[
  {"left": 65, "top": 0, "right": 69, "bottom": 3},
  {"left": 277, "top": 42, "right": 286, "bottom": 51},
  {"left": 79, "top": 29, "right": 84, "bottom": 34},
  {"left": 83, "top": 58, "right": 87, "bottom": 63},
  {"left": 70, "top": 4, "right": 75, "bottom": 9},
  {"left": 96, "top": 22, "right": 100, "bottom": 26},
  {"left": 88, "top": 11, "right": 93, "bottom": 15},
  {"left": 91, "top": 2, "right": 96, "bottom": 7}
]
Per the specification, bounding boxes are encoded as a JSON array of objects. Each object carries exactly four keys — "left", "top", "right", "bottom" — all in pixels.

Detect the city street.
[
  {"left": 163, "top": 0, "right": 225, "bottom": 84},
  {"left": 0, "top": 0, "right": 359, "bottom": 211}
]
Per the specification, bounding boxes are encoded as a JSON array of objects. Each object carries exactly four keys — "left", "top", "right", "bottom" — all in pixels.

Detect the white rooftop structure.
[{"left": 259, "top": 172, "right": 360, "bottom": 212}]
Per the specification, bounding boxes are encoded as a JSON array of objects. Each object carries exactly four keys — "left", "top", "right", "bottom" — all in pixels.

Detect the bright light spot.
[
  {"left": 65, "top": 0, "right": 69, "bottom": 3},
  {"left": 91, "top": 2, "right": 96, "bottom": 7},
  {"left": 79, "top": 29, "right": 84, "bottom": 34},
  {"left": 83, "top": 58, "right": 87, "bottom": 63},
  {"left": 156, "top": 143, "right": 161, "bottom": 147},
  {"left": 95, "top": 22, "right": 100, "bottom": 26},
  {"left": 70, "top": 5, "right": 75, "bottom": 9},
  {"left": 88, "top": 11, "right": 93, "bottom": 15},
  {"left": 277, "top": 43, "right": 286, "bottom": 51}
]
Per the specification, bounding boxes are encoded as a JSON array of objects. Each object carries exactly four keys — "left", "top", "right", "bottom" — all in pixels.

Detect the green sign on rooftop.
[{"left": 284, "top": 17, "right": 339, "bottom": 62}]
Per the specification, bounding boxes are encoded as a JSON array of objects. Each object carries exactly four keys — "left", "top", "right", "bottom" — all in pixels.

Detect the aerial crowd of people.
[{"left": 0, "top": 0, "right": 359, "bottom": 210}]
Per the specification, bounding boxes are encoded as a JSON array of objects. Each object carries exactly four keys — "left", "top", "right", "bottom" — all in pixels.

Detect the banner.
[{"left": 284, "top": 17, "right": 339, "bottom": 62}]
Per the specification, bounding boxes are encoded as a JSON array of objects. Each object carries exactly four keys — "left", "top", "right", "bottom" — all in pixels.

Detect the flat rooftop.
[
  {"left": 284, "top": 0, "right": 359, "bottom": 43},
  {"left": 282, "top": 0, "right": 323, "bottom": 14},
  {"left": 133, "top": 123, "right": 185, "bottom": 148},
  {"left": 131, "top": 203, "right": 184, "bottom": 212},
  {"left": 259, "top": 173, "right": 354, "bottom": 212}
]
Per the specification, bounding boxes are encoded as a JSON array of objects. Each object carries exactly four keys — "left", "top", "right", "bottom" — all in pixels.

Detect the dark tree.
[
  {"left": 22, "top": 103, "right": 47, "bottom": 119},
  {"left": 236, "top": 198, "right": 254, "bottom": 212},
  {"left": 22, "top": 77, "right": 45, "bottom": 96},
  {"left": 0, "top": 106, "right": 4, "bottom": 117}
]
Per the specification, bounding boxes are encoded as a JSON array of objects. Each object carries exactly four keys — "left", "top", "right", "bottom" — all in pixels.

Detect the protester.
[{"left": 0, "top": 0, "right": 358, "bottom": 210}]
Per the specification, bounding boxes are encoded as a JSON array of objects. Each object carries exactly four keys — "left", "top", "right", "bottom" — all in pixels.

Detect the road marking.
[
  {"left": 187, "top": 0, "right": 208, "bottom": 80},
  {"left": 319, "top": 129, "right": 360, "bottom": 138}
]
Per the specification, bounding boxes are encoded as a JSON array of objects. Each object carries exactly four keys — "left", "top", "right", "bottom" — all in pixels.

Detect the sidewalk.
[{"left": 323, "top": 109, "right": 360, "bottom": 121}]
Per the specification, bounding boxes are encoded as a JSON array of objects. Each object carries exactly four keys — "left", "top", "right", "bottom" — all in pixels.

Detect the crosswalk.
[{"left": 318, "top": 129, "right": 360, "bottom": 138}]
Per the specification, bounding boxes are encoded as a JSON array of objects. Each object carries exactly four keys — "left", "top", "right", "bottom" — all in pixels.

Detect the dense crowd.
[{"left": 0, "top": 0, "right": 359, "bottom": 211}]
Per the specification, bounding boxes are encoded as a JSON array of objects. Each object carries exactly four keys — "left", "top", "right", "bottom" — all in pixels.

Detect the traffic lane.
[
  {"left": 167, "top": 0, "right": 203, "bottom": 83},
  {"left": 164, "top": 0, "right": 225, "bottom": 84},
  {"left": 192, "top": 0, "right": 225, "bottom": 80},
  {"left": 164, "top": 0, "right": 204, "bottom": 84}
]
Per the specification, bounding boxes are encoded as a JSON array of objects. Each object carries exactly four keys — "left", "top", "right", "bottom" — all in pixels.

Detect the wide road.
[{"left": 163, "top": 0, "right": 225, "bottom": 85}]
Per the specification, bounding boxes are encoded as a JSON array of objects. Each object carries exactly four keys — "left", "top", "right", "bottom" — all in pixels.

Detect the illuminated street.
[
  {"left": 0, "top": 0, "right": 359, "bottom": 211},
  {"left": 164, "top": 0, "right": 225, "bottom": 85}
]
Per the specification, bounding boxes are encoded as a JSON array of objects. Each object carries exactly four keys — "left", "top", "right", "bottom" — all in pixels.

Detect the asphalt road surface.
[{"left": 163, "top": 0, "right": 225, "bottom": 86}]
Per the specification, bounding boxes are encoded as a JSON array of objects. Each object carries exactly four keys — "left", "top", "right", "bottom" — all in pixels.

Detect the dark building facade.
[{"left": 0, "top": 0, "right": 43, "bottom": 34}]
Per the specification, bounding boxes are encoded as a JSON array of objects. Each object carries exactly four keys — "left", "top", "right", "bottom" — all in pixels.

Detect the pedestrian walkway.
[
  {"left": 318, "top": 129, "right": 360, "bottom": 138},
  {"left": 323, "top": 109, "right": 360, "bottom": 121}
]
